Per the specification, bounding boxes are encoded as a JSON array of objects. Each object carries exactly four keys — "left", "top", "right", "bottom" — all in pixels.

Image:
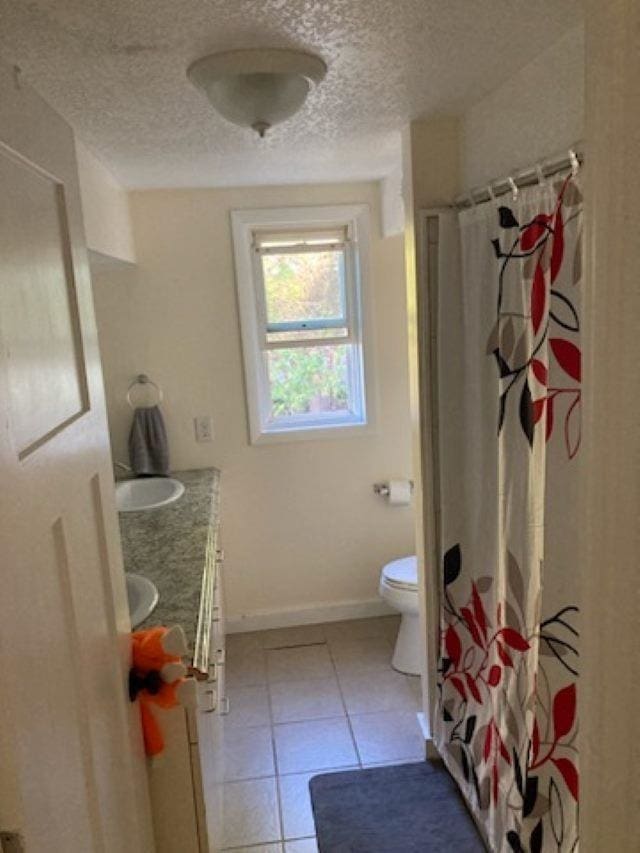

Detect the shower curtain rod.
[{"left": 454, "top": 143, "right": 585, "bottom": 209}]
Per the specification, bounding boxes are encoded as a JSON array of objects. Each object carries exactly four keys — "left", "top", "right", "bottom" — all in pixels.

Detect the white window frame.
[{"left": 231, "top": 204, "right": 376, "bottom": 444}]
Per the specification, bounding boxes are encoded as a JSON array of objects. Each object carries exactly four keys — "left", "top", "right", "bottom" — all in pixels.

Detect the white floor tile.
[
  {"left": 260, "top": 624, "right": 326, "bottom": 649},
  {"left": 225, "top": 648, "right": 267, "bottom": 688},
  {"left": 284, "top": 839, "right": 318, "bottom": 853},
  {"left": 324, "top": 616, "right": 399, "bottom": 643},
  {"left": 349, "top": 710, "right": 425, "bottom": 764},
  {"left": 274, "top": 717, "right": 358, "bottom": 774},
  {"left": 278, "top": 771, "right": 317, "bottom": 840},
  {"left": 270, "top": 677, "right": 344, "bottom": 724},
  {"left": 221, "top": 845, "right": 283, "bottom": 852},
  {"left": 221, "top": 778, "right": 281, "bottom": 848},
  {"left": 224, "top": 684, "right": 271, "bottom": 728},
  {"left": 226, "top": 631, "right": 264, "bottom": 654},
  {"left": 267, "top": 645, "right": 334, "bottom": 683},
  {"left": 222, "top": 725, "right": 275, "bottom": 781},
  {"left": 330, "top": 636, "right": 394, "bottom": 678},
  {"left": 340, "top": 669, "right": 419, "bottom": 714}
]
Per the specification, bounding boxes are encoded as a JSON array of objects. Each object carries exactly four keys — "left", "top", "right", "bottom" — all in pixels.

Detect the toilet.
[{"left": 379, "top": 555, "right": 421, "bottom": 675}]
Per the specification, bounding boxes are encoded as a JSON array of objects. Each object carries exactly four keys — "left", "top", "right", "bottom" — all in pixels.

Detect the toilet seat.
[{"left": 381, "top": 556, "right": 418, "bottom": 592}]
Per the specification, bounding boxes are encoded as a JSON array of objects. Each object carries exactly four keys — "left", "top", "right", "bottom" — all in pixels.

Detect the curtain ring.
[
  {"left": 486, "top": 184, "right": 496, "bottom": 203},
  {"left": 535, "top": 163, "right": 547, "bottom": 186},
  {"left": 507, "top": 176, "right": 519, "bottom": 200}
]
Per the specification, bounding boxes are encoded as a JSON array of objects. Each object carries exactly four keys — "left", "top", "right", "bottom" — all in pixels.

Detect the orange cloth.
[{"left": 131, "top": 627, "right": 184, "bottom": 756}]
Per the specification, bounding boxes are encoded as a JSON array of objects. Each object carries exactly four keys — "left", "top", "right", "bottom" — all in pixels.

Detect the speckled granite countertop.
[{"left": 119, "top": 468, "right": 220, "bottom": 669}]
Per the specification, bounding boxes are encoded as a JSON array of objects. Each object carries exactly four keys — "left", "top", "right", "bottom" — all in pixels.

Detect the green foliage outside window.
[{"left": 262, "top": 249, "right": 350, "bottom": 417}]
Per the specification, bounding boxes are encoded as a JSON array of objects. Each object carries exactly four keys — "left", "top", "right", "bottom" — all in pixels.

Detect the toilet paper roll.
[{"left": 388, "top": 479, "right": 412, "bottom": 506}]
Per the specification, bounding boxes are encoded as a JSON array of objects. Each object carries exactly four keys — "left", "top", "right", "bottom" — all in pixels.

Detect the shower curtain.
[{"left": 434, "top": 173, "right": 582, "bottom": 852}]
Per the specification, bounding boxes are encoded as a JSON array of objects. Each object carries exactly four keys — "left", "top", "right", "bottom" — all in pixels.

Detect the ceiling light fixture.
[{"left": 187, "top": 48, "right": 327, "bottom": 138}]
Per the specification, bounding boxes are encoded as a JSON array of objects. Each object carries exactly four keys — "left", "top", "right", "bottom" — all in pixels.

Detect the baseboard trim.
[
  {"left": 417, "top": 711, "right": 442, "bottom": 761},
  {"left": 226, "top": 597, "right": 394, "bottom": 634}
]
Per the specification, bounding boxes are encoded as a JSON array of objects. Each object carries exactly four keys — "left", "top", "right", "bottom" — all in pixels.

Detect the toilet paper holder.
[{"left": 373, "top": 481, "right": 414, "bottom": 497}]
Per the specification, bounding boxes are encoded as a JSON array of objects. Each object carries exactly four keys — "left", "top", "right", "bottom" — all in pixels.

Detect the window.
[{"left": 231, "top": 205, "right": 373, "bottom": 443}]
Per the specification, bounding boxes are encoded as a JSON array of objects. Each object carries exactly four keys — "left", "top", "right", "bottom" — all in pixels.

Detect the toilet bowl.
[{"left": 379, "top": 555, "right": 421, "bottom": 675}]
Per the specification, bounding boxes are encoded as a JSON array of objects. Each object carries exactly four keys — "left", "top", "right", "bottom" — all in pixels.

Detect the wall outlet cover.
[{"left": 194, "top": 415, "right": 213, "bottom": 442}]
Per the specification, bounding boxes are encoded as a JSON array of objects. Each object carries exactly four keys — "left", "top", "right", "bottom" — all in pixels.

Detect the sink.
[
  {"left": 116, "top": 477, "right": 185, "bottom": 512},
  {"left": 126, "top": 573, "right": 159, "bottom": 628}
]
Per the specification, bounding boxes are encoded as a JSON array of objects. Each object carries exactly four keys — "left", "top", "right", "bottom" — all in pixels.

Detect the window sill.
[{"left": 251, "top": 420, "right": 375, "bottom": 445}]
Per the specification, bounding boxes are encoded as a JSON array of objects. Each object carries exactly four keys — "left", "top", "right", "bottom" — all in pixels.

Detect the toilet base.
[{"left": 391, "top": 612, "right": 421, "bottom": 676}]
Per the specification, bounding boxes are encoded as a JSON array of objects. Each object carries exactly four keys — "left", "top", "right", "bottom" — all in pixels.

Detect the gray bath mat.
[{"left": 309, "top": 761, "right": 485, "bottom": 852}]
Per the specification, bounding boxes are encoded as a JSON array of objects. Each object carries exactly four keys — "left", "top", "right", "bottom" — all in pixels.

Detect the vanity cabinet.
[
  {"left": 118, "top": 468, "right": 227, "bottom": 853},
  {"left": 147, "top": 552, "right": 227, "bottom": 853}
]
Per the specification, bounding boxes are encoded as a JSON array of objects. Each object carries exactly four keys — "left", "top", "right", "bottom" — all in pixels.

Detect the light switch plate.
[{"left": 194, "top": 415, "right": 213, "bottom": 442}]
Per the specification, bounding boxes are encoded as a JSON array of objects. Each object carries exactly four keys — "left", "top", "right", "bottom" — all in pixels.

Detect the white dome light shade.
[{"left": 187, "top": 49, "right": 327, "bottom": 137}]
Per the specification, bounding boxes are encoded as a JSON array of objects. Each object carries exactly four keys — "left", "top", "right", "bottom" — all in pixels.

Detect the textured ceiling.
[{"left": 0, "top": 0, "right": 582, "bottom": 188}]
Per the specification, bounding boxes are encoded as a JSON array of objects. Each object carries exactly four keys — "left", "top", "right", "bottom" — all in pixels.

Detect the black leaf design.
[
  {"left": 523, "top": 775, "right": 539, "bottom": 818},
  {"left": 460, "top": 746, "right": 470, "bottom": 782},
  {"left": 464, "top": 715, "right": 477, "bottom": 744},
  {"left": 530, "top": 819, "right": 543, "bottom": 853},
  {"left": 441, "top": 656, "right": 452, "bottom": 676},
  {"left": 499, "top": 206, "right": 520, "bottom": 229},
  {"left": 550, "top": 290, "right": 580, "bottom": 331},
  {"left": 506, "top": 831, "right": 525, "bottom": 853},
  {"left": 498, "top": 392, "right": 507, "bottom": 434},
  {"left": 444, "top": 544, "right": 461, "bottom": 586},
  {"left": 443, "top": 706, "right": 453, "bottom": 723},
  {"left": 519, "top": 379, "right": 535, "bottom": 447},
  {"left": 513, "top": 748, "right": 524, "bottom": 796},
  {"left": 549, "top": 777, "right": 565, "bottom": 846},
  {"left": 539, "top": 605, "right": 580, "bottom": 676},
  {"left": 493, "top": 349, "right": 512, "bottom": 378},
  {"left": 491, "top": 238, "right": 503, "bottom": 258},
  {"left": 470, "top": 762, "right": 482, "bottom": 806}
]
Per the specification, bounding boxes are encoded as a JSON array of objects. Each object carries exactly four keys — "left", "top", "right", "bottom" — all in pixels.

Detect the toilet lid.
[{"left": 382, "top": 555, "right": 418, "bottom": 590}]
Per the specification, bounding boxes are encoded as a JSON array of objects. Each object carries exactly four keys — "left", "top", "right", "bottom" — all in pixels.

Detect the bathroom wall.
[
  {"left": 92, "top": 181, "right": 414, "bottom": 627},
  {"left": 76, "top": 139, "right": 136, "bottom": 263},
  {"left": 461, "top": 24, "right": 584, "bottom": 188}
]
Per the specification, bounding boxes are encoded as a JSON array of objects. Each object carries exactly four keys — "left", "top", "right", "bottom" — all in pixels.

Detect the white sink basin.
[
  {"left": 126, "top": 573, "right": 159, "bottom": 628},
  {"left": 116, "top": 477, "right": 185, "bottom": 512}
]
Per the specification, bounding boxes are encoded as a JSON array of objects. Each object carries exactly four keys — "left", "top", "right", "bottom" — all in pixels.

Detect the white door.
[{"left": 0, "top": 63, "right": 155, "bottom": 852}]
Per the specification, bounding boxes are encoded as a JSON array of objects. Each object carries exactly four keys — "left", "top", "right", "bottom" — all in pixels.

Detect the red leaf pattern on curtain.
[
  {"left": 445, "top": 624, "right": 462, "bottom": 668},
  {"left": 531, "top": 358, "right": 548, "bottom": 385},
  {"left": 552, "top": 684, "right": 577, "bottom": 740},
  {"left": 438, "top": 174, "right": 581, "bottom": 852},
  {"left": 531, "top": 262, "right": 546, "bottom": 334},
  {"left": 550, "top": 207, "right": 565, "bottom": 283},
  {"left": 551, "top": 757, "right": 579, "bottom": 801},
  {"left": 550, "top": 338, "right": 581, "bottom": 381}
]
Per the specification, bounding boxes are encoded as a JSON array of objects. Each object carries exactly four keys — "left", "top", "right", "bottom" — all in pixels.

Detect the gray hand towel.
[{"left": 128, "top": 406, "right": 170, "bottom": 477}]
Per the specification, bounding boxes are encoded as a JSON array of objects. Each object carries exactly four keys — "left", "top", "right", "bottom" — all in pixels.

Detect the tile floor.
[{"left": 219, "top": 615, "right": 425, "bottom": 852}]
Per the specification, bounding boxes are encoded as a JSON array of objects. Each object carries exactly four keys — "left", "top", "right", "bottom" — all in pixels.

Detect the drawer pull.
[
  {"left": 216, "top": 648, "right": 226, "bottom": 665},
  {"left": 202, "top": 688, "right": 217, "bottom": 714},
  {"left": 219, "top": 696, "right": 230, "bottom": 715},
  {"left": 215, "top": 549, "right": 225, "bottom": 561},
  {"left": 207, "top": 662, "right": 217, "bottom": 683}
]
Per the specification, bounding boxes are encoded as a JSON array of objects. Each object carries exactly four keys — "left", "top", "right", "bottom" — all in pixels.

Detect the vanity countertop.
[{"left": 118, "top": 467, "right": 221, "bottom": 669}]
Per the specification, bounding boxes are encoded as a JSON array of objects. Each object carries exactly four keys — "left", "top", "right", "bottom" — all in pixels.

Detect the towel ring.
[{"left": 126, "top": 374, "right": 163, "bottom": 409}]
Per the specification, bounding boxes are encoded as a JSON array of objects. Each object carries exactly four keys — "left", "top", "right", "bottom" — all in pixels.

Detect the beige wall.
[
  {"left": 76, "top": 139, "right": 136, "bottom": 263},
  {"left": 581, "top": 1, "right": 640, "bottom": 845},
  {"left": 461, "top": 25, "right": 584, "bottom": 188},
  {"left": 401, "top": 116, "right": 461, "bottom": 736},
  {"left": 92, "top": 181, "right": 415, "bottom": 624}
]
